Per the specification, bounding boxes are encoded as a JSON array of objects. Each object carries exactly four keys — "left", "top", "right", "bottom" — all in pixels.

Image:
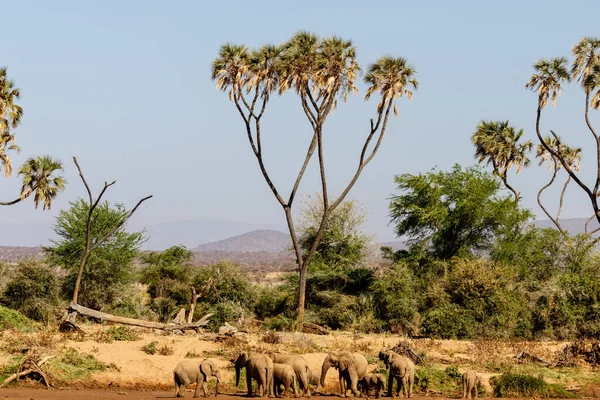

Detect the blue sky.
[{"left": 1, "top": 0, "right": 599, "bottom": 242}]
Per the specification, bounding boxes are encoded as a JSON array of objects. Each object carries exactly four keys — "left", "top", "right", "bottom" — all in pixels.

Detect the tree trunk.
[
  {"left": 297, "top": 266, "right": 307, "bottom": 323},
  {"left": 68, "top": 303, "right": 212, "bottom": 330},
  {"left": 72, "top": 251, "right": 90, "bottom": 304}
]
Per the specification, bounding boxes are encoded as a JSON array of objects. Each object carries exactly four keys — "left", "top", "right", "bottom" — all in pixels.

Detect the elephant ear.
[
  {"left": 201, "top": 360, "right": 213, "bottom": 377},
  {"left": 339, "top": 355, "right": 353, "bottom": 371}
]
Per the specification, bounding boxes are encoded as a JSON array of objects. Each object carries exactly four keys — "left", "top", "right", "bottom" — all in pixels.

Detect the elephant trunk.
[
  {"left": 236, "top": 366, "right": 241, "bottom": 387},
  {"left": 320, "top": 358, "right": 331, "bottom": 388}
]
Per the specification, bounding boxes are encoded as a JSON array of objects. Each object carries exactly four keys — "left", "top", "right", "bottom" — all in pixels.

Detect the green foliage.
[
  {"left": 203, "top": 301, "right": 246, "bottom": 332},
  {"left": 254, "top": 285, "right": 293, "bottom": 320},
  {"left": 193, "top": 261, "right": 255, "bottom": 306},
  {"left": 61, "top": 348, "right": 108, "bottom": 371},
  {"left": 297, "top": 195, "right": 371, "bottom": 272},
  {"left": 140, "top": 245, "right": 194, "bottom": 304},
  {"left": 103, "top": 326, "right": 140, "bottom": 342},
  {"left": 491, "top": 373, "right": 576, "bottom": 398},
  {"left": 44, "top": 198, "right": 145, "bottom": 310},
  {"left": 389, "top": 164, "right": 532, "bottom": 260},
  {"left": 371, "top": 263, "right": 418, "bottom": 333},
  {"left": 0, "top": 305, "right": 35, "bottom": 331},
  {"left": 141, "top": 341, "right": 158, "bottom": 355},
  {"left": 1, "top": 259, "right": 59, "bottom": 323}
]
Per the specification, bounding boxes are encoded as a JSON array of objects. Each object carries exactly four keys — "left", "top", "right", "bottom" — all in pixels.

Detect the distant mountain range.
[{"left": 0, "top": 218, "right": 596, "bottom": 267}]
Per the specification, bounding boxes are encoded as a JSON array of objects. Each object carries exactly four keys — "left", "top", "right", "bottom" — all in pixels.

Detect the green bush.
[
  {"left": 150, "top": 296, "right": 179, "bottom": 323},
  {"left": 61, "top": 348, "right": 108, "bottom": 371},
  {"left": 371, "top": 263, "right": 419, "bottom": 333},
  {"left": 254, "top": 285, "right": 293, "bottom": 320},
  {"left": 263, "top": 315, "right": 294, "bottom": 331},
  {"left": 1, "top": 259, "right": 60, "bottom": 323},
  {"left": 103, "top": 326, "right": 140, "bottom": 341},
  {"left": 204, "top": 301, "right": 246, "bottom": 332},
  {"left": 141, "top": 341, "right": 158, "bottom": 355},
  {"left": 0, "top": 305, "right": 35, "bottom": 331},
  {"left": 193, "top": 261, "right": 256, "bottom": 307},
  {"left": 421, "top": 304, "right": 475, "bottom": 339},
  {"left": 491, "top": 373, "right": 575, "bottom": 398}
]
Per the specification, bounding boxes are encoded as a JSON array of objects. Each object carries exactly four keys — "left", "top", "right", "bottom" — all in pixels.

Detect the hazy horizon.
[{"left": 2, "top": 1, "right": 600, "bottom": 247}]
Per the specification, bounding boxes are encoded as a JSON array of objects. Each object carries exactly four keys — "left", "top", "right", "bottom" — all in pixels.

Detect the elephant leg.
[
  {"left": 203, "top": 381, "right": 209, "bottom": 398},
  {"left": 176, "top": 384, "right": 183, "bottom": 398},
  {"left": 473, "top": 385, "right": 478, "bottom": 399},
  {"left": 407, "top": 374, "right": 413, "bottom": 399},
  {"left": 293, "top": 377, "right": 299, "bottom": 398},
  {"left": 299, "top": 372, "right": 310, "bottom": 397},
  {"left": 194, "top": 376, "right": 205, "bottom": 398},
  {"left": 247, "top": 372, "right": 253, "bottom": 397},
  {"left": 347, "top": 369, "right": 359, "bottom": 397},
  {"left": 386, "top": 372, "right": 393, "bottom": 397}
]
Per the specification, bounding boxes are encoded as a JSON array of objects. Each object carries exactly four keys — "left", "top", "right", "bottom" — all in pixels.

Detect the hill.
[{"left": 194, "top": 229, "right": 291, "bottom": 253}]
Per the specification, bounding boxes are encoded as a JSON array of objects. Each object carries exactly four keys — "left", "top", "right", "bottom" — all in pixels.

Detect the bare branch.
[
  {"left": 537, "top": 162, "right": 563, "bottom": 233},
  {"left": 90, "top": 195, "right": 153, "bottom": 252}
]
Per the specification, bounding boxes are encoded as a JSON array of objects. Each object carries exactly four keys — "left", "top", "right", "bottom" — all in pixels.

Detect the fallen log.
[{"left": 67, "top": 303, "right": 212, "bottom": 331}]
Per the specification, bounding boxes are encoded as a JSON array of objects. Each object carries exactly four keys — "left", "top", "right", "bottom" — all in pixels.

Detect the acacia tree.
[
  {"left": 536, "top": 135, "right": 581, "bottom": 233},
  {"left": 526, "top": 37, "right": 600, "bottom": 230},
  {"left": 0, "top": 67, "right": 65, "bottom": 208},
  {"left": 471, "top": 120, "right": 532, "bottom": 201},
  {"left": 211, "top": 32, "right": 418, "bottom": 321}
]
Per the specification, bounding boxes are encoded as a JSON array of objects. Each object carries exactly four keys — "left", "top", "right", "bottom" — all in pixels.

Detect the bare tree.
[
  {"left": 71, "top": 157, "right": 152, "bottom": 304},
  {"left": 211, "top": 32, "right": 418, "bottom": 322},
  {"left": 526, "top": 37, "right": 600, "bottom": 234}
]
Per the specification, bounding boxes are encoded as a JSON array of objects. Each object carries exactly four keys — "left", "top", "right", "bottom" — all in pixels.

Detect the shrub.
[
  {"left": 204, "top": 301, "right": 247, "bottom": 332},
  {"left": 61, "top": 348, "right": 107, "bottom": 371},
  {"left": 157, "top": 343, "right": 174, "bottom": 356},
  {"left": 263, "top": 315, "right": 294, "bottom": 332},
  {"left": 491, "top": 373, "right": 575, "bottom": 398},
  {"left": 193, "top": 261, "right": 256, "bottom": 307},
  {"left": 371, "top": 263, "right": 419, "bottom": 333},
  {"left": 1, "top": 259, "right": 60, "bottom": 323},
  {"left": 421, "top": 304, "right": 475, "bottom": 339},
  {"left": 141, "top": 341, "right": 158, "bottom": 355},
  {"left": 254, "top": 286, "right": 293, "bottom": 320},
  {"left": 98, "top": 326, "right": 140, "bottom": 342},
  {"left": 261, "top": 330, "right": 282, "bottom": 344},
  {"left": 150, "top": 297, "right": 179, "bottom": 323},
  {"left": 185, "top": 349, "right": 199, "bottom": 358},
  {"left": 0, "top": 305, "right": 36, "bottom": 331},
  {"left": 109, "top": 283, "right": 153, "bottom": 320}
]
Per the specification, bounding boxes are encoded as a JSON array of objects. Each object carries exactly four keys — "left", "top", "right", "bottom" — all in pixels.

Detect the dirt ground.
[
  {"left": 1, "top": 326, "right": 599, "bottom": 397},
  {"left": 0, "top": 390, "right": 500, "bottom": 400}
]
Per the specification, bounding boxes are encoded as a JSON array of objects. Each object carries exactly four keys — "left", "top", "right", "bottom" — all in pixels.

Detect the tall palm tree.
[
  {"left": 471, "top": 120, "right": 532, "bottom": 201},
  {"left": 536, "top": 136, "right": 582, "bottom": 232},
  {"left": 364, "top": 56, "right": 418, "bottom": 117},
  {"left": 0, "top": 67, "right": 23, "bottom": 177},
  {"left": 0, "top": 155, "right": 65, "bottom": 209},
  {"left": 572, "top": 37, "right": 600, "bottom": 138}
]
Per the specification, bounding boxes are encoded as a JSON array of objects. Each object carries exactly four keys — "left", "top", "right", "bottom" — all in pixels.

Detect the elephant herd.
[{"left": 173, "top": 347, "right": 479, "bottom": 399}]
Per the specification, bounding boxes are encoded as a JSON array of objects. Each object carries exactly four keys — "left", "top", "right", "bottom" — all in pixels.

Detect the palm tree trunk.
[
  {"left": 501, "top": 173, "right": 520, "bottom": 202},
  {"left": 556, "top": 175, "right": 571, "bottom": 222},
  {"left": 535, "top": 107, "right": 600, "bottom": 226},
  {"left": 537, "top": 163, "right": 563, "bottom": 233}
]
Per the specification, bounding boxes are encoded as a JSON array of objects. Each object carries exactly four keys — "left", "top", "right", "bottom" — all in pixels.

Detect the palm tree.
[
  {"left": 0, "top": 67, "right": 23, "bottom": 177},
  {"left": 572, "top": 37, "right": 600, "bottom": 137},
  {"left": 0, "top": 155, "right": 65, "bottom": 209},
  {"left": 536, "top": 136, "right": 582, "bottom": 232},
  {"left": 471, "top": 120, "right": 532, "bottom": 201}
]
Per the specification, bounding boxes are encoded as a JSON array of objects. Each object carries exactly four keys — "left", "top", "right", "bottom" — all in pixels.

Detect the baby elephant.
[
  {"left": 359, "top": 373, "right": 386, "bottom": 399},
  {"left": 173, "top": 359, "right": 221, "bottom": 398},
  {"left": 273, "top": 363, "right": 298, "bottom": 398},
  {"left": 462, "top": 370, "right": 478, "bottom": 399}
]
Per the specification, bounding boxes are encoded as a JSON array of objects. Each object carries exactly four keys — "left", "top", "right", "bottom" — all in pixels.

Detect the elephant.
[
  {"left": 358, "top": 373, "right": 386, "bottom": 399},
  {"left": 235, "top": 351, "right": 274, "bottom": 397},
  {"left": 273, "top": 363, "right": 298, "bottom": 398},
  {"left": 462, "top": 370, "right": 478, "bottom": 399},
  {"left": 318, "top": 351, "right": 368, "bottom": 397},
  {"left": 173, "top": 359, "right": 221, "bottom": 398},
  {"left": 268, "top": 352, "right": 312, "bottom": 396},
  {"left": 379, "top": 348, "right": 414, "bottom": 398}
]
